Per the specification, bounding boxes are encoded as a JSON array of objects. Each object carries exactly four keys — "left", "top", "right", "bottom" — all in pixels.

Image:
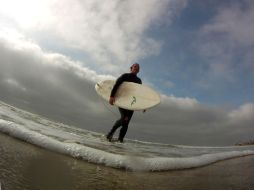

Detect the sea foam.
[
  {"left": 1, "top": 119, "right": 254, "bottom": 171},
  {"left": 1, "top": 101, "right": 254, "bottom": 171}
]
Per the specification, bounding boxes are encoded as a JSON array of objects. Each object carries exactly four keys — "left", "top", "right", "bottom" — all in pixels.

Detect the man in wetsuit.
[{"left": 106, "top": 63, "right": 142, "bottom": 143}]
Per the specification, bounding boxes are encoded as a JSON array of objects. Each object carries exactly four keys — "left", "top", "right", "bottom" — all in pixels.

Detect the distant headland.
[{"left": 235, "top": 140, "right": 254, "bottom": 146}]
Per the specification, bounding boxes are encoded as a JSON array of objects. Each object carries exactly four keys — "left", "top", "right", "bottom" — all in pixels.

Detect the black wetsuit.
[{"left": 107, "top": 73, "right": 142, "bottom": 142}]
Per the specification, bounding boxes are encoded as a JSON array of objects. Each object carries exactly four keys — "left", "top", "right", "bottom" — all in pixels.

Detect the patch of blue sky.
[{"left": 141, "top": 0, "right": 254, "bottom": 106}]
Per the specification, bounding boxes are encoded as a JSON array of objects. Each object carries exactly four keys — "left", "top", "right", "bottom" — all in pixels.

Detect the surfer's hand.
[
  {"left": 109, "top": 97, "right": 115, "bottom": 105},
  {"left": 143, "top": 109, "right": 146, "bottom": 113}
]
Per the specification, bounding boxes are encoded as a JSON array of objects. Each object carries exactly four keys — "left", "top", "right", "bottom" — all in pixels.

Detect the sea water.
[{"left": 0, "top": 101, "right": 254, "bottom": 172}]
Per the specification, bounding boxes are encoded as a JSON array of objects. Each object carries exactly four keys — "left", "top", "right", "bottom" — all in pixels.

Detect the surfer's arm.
[{"left": 110, "top": 74, "right": 125, "bottom": 97}]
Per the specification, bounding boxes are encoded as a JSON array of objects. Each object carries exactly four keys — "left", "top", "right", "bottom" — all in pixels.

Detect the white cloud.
[
  {"left": 4, "top": 78, "right": 27, "bottom": 92},
  {"left": 0, "top": 0, "right": 188, "bottom": 72},
  {"left": 0, "top": 0, "right": 52, "bottom": 28},
  {"left": 160, "top": 94, "right": 199, "bottom": 110},
  {"left": 195, "top": 0, "right": 254, "bottom": 85},
  {"left": 0, "top": 32, "right": 113, "bottom": 83},
  {"left": 228, "top": 103, "right": 254, "bottom": 124},
  {"left": 202, "top": 1, "right": 254, "bottom": 47}
]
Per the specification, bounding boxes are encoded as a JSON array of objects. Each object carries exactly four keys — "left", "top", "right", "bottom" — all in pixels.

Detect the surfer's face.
[{"left": 130, "top": 64, "right": 140, "bottom": 74}]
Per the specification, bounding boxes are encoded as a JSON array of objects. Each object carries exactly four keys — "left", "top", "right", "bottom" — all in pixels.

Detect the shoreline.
[{"left": 1, "top": 133, "right": 254, "bottom": 190}]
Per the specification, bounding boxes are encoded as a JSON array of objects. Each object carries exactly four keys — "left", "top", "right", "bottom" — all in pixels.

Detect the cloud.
[
  {"left": 0, "top": 33, "right": 115, "bottom": 127},
  {"left": 161, "top": 94, "right": 199, "bottom": 110},
  {"left": 0, "top": 31, "right": 113, "bottom": 82},
  {"left": 201, "top": 1, "right": 254, "bottom": 47},
  {"left": 228, "top": 103, "right": 254, "bottom": 124},
  {"left": 0, "top": 0, "right": 188, "bottom": 72},
  {"left": 4, "top": 78, "right": 27, "bottom": 92},
  {"left": 194, "top": 0, "right": 254, "bottom": 87}
]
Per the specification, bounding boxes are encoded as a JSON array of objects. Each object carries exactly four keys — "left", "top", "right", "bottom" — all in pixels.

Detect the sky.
[{"left": 0, "top": 0, "right": 254, "bottom": 145}]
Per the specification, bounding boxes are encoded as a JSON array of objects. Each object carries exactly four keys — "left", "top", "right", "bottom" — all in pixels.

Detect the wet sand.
[{"left": 1, "top": 133, "right": 254, "bottom": 190}]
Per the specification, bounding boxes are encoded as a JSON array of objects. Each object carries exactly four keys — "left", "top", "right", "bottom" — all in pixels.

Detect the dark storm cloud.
[{"left": 0, "top": 37, "right": 115, "bottom": 133}]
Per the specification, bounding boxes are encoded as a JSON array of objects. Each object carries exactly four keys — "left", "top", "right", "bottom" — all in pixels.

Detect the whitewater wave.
[{"left": 1, "top": 101, "right": 254, "bottom": 171}]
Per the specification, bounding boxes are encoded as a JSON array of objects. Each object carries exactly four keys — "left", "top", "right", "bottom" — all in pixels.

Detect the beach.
[{"left": 1, "top": 133, "right": 254, "bottom": 190}]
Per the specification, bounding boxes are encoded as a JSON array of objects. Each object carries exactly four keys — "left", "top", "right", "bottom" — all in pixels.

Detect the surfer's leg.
[
  {"left": 118, "top": 110, "right": 133, "bottom": 142},
  {"left": 107, "top": 108, "right": 125, "bottom": 141},
  {"left": 107, "top": 119, "right": 121, "bottom": 141}
]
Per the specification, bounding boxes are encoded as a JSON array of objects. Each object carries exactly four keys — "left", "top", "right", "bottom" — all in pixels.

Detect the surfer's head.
[{"left": 130, "top": 63, "right": 140, "bottom": 74}]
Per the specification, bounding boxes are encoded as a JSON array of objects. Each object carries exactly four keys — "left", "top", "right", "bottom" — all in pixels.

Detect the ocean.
[{"left": 1, "top": 100, "right": 254, "bottom": 171}]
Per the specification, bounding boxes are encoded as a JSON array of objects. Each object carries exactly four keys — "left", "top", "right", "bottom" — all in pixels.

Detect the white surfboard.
[{"left": 95, "top": 80, "right": 160, "bottom": 110}]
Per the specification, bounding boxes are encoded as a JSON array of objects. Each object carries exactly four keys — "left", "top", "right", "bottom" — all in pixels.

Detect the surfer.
[{"left": 106, "top": 63, "right": 142, "bottom": 143}]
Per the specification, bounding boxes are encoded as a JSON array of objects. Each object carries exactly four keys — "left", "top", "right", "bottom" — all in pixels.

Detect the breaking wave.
[{"left": 1, "top": 101, "right": 254, "bottom": 171}]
